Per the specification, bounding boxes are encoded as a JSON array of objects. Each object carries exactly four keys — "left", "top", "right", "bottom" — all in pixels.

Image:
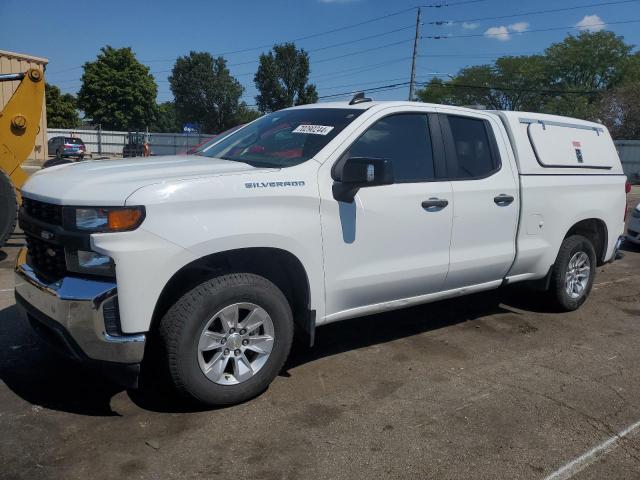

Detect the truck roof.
[
  {"left": 287, "top": 101, "right": 605, "bottom": 131},
  {"left": 285, "top": 100, "right": 477, "bottom": 112}
]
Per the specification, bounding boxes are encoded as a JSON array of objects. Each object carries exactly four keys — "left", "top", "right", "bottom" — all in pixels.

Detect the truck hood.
[{"left": 21, "top": 155, "right": 275, "bottom": 205}]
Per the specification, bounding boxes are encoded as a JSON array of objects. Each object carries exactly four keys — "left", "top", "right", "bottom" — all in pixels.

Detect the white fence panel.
[
  {"left": 47, "top": 129, "right": 214, "bottom": 156},
  {"left": 615, "top": 140, "right": 640, "bottom": 183}
]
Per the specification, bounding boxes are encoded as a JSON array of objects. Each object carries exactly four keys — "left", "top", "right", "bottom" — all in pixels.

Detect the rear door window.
[{"left": 444, "top": 115, "right": 499, "bottom": 179}]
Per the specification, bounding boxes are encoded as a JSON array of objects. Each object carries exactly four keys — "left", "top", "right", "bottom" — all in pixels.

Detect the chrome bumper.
[{"left": 14, "top": 248, "right": 145, "bottom": 364}]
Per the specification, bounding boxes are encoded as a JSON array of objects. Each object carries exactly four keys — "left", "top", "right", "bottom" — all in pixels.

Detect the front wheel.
[
  {"left": 158, "top": 273, "right": 294, "bottom": 406},
  {"left": 548, "top": 235, "right": 596, "bottom": 311}
]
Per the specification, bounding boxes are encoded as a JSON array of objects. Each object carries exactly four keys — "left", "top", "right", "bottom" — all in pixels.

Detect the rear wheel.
[
  {"left": 158, "top": 273, "right": 294, "bottom": 406},
  {"left": 0, "top": 170, "right": 18, "bottom": 247},
  {"left": 549, "top": 235, "right": 596, "bottom": 311}
]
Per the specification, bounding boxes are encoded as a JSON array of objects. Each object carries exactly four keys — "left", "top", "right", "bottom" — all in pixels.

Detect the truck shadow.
[
  {"left": 0, "top": 304, "right": 124, "bottom": 416},
  {"left": 0, "top": 286, "right": 563, "bottom": 416},
  {"left": 285, "top": 286, "right": 556, "bottom": 371}
]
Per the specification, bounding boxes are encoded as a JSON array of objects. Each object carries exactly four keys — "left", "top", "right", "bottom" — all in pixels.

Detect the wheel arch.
[
  {"left": 564, "top": 217, "right": 608, "bottom": 265},
  {"left": 150, "top": 247, "right": 315, "bottom": 343}
]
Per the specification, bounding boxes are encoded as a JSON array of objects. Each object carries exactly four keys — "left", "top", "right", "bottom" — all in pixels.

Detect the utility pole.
[{"left": 408, "top": 7, "right": 422, "bottom": 101}]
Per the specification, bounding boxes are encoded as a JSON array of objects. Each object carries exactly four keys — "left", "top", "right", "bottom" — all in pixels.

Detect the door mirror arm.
[{"left": 331, "top": 157, "right": 394, "bottom": 202}]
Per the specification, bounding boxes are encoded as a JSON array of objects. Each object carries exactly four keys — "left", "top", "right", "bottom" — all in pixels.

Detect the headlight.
[{"left": 71, "top": 206, "right": 145, "bottom": 232}]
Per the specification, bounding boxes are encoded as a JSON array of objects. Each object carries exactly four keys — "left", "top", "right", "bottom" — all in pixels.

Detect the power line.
[
  {"left": 315, "top": 38, "right": 414, "bottom": 64},
  {"left": 149, "top": 24, "right": 417, "bottom": 75},
  {"left": 321, "top": 73, "right": 449, "bottom": 91},
  {"left": 419, "top": 52, "right": 538, "bottom": 58},
  {"left": 317, "top": 78, "right": 603, "bottom": 101},
  {"left": 430, "top": 0, "right": 639, "bottom": 25},
  {"left": 319, "top": 82, "right": 411, "bottom": 99},
  {"left": 424, "top": 19, "right": 640, "bottom": 39},
  {"left": 311, "top": 56, "right": 412, "bottom": 80},
  {"left": 419, "top": 0, "right": 491, "bottom": 7},
  {"left": 141, "top": 1, "right": 491, "bottom": 63},
  {"left": 47, "top": 1, "right": 494, "bottom": 75},
  {"left": 429, "top": 82, "right": 600, "bottom": 94},
  {"left": 140, "top": 7, "right": 419, "bottom": 63}
]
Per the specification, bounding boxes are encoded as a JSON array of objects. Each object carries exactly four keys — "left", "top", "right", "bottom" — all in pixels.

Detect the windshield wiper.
[{"left": 217, "top": 156, "right": 282, "bottom": 169}]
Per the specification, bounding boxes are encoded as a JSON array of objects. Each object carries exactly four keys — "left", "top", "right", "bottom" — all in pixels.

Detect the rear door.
[{"left": 437, "top": 109, "right": 520, "bottom": 289}]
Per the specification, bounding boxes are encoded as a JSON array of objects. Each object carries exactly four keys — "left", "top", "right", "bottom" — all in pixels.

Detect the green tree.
[
  {"left": 78, "top": 46, "right": 157, "bottom": 130},
  {"left": 169, "top": 52, "right": 244, "bottom": 133},
  {"left": 544, "top": 31, "right": 632, "bottom": 92},
  {"left": 600, "top": 81, "right": 640, "bottom": 139},
  {"left": 45, "top": 83, "right": 80, "bottom": 128},
  {"left": 254, "top": 43, "right": 318, "bottom": 113},
  {"left": 599, "top": 52, "right": 640, "bottom": 138},
  {"left": 234, "top": 103, "right": 262, "bottom": 124},
  {"left": 417, "top": 56, "right": 546, "bottom": 110},
  {"left": 540, "top": 31, "right": 633, "bottom": 118},
  {"left": 151, "top": 101, "right": 180, "bottom": 133},
  {"left": 416, "top": 31, "right": 637, "bottom": 123}
]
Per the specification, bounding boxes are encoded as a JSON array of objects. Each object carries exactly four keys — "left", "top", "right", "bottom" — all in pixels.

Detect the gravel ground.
[{"left": 1, "top": 187, "right": 639, "bottom": 480}]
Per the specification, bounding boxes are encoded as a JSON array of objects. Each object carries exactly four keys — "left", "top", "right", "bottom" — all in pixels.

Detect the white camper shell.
[{"left": 496, "top": 111, "right": 624, "bottom": 175}]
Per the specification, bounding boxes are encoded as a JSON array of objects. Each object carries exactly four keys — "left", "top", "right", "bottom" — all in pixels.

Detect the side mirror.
[{"left": 332, "top": 157, "right": 394, "bottom": 202}]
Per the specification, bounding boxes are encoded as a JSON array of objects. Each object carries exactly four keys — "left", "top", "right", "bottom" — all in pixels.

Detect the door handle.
[
  {"left": 422, "top": 198, "right": 449, "bottom": 209},
  {"left": 494, "top": 194, "right": 514, "bottom": 206}
]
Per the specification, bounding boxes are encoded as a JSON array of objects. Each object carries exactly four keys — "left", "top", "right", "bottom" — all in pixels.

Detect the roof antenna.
[{"left": 349, "top": 91, "right": 372, "bottom": 105}]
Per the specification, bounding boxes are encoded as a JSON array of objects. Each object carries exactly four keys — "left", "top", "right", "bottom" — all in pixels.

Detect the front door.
[{"left": 318, "top": 108, "right": 453, "bottom": 321}]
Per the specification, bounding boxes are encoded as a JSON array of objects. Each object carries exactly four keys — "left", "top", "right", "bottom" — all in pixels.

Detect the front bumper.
[{"left": 14, "top": 248, "right": 145, "bottom": 365}]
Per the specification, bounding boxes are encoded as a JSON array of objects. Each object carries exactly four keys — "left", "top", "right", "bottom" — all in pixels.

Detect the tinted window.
[
  {"left": 447, "top": 116, "right": 497, "bottom": 179},
  {"left": 65, "top": 138, "right": 84, "bottom": 145},
  {"left": 345, "top": 114, "right": 434, "bottom": 182},
  {"left": 198, "top": 108, "right": 364, "bottom": 168}
]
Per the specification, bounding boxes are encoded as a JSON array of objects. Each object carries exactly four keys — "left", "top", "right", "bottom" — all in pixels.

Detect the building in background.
[{"left": 0, "top": 50, "right": 48, "bottom": 164}]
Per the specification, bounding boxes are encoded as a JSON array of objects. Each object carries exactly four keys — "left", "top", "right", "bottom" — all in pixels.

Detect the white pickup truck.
[{"left": 15, "top": 98, "right": 627, "bottom": 406}]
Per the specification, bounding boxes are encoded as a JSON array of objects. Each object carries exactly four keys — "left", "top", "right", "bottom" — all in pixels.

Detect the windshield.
[{"left": 197, "top": 108, "right": 364, "bottom": 168}]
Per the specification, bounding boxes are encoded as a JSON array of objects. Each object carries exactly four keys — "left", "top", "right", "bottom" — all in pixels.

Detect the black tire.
[
  {"left": 548, "top": 235, "right": 597, "bottom": 311},
  {"left": 158, "top": 273, "right": 294, "bottom": 406},
  {"left": 55, "top": 147, "right": 63, "bottom": 159},
  {"left": 0, "top": 170, "right": 18, "bottom": 247}
]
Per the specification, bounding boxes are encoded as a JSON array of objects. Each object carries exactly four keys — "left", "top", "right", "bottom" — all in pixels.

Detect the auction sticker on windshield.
[{"left": 292, "top": 125, "right": 335, "bottom": 135}]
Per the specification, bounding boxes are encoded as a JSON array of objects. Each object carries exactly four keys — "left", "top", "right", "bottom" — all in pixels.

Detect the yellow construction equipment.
[{"left": 0, "top": 68, "right": 44, "bottom": 246}]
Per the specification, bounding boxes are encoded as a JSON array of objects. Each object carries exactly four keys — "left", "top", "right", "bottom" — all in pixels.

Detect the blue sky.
[{"left": 1, "top": 0, "right": 639, "bottom": 106}]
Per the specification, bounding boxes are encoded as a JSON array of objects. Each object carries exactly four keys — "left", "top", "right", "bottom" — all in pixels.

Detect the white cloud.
[
  {"left": 509, "top": 22, "right": 529, "bottom": 33},
  {"left": 576, "top": 14, "right": 605, "bottom": 32},
  {"left": 485, "top": 26, "right": 511, "bottom": 41},
  {"left": 462, "top": 22, "right": 479, "bottom": 30},
  {"left": 484, "top": 22, "right": 530, "bottom": 41}
]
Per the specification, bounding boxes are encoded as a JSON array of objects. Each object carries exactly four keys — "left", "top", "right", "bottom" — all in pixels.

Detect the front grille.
[
  {"left": 22, "top": 197, "right": 63, "bottom": 226},
  {"left": 25, "top": 236, "right": 66, "bottom": 280}
]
